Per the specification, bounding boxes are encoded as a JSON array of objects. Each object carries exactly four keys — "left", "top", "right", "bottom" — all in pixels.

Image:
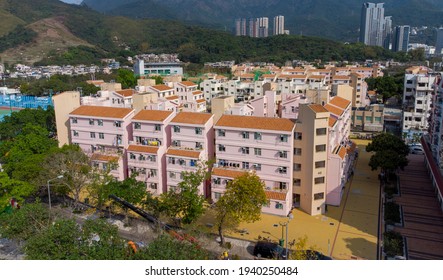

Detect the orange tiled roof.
[
  {"left": 70, "top": 106, "right": 133, "bottom": 119},
  {"left": 309, "top": 75, "right": 325, "bottom": 79},
  {"left": 329, "top": 96, "right": 351, "bottom": 110},
  {"left": 166, "top": 95, "right": 179, "bottom": 100},
  {"left": 347, "top": 142, "right": 357, "bottom": 154},
  {"left": 265, "top": 191, "right": 287, "bottom": 201},
  {"left": 212, "top": 168, "right": 247, "bottom": 178},
  {"left": 151, "top": 85, "right": 173, "bottom": 91},
  {"left": 115, "top": 89, "right": 134, "bottom": 97},
  {"left": 171, "top": 112, "right": 212, "bottom": 125},
  {"left": 324, "top": 104, "right": 344, "bottom": 116},
  {"left": 192, "top": 90, "right": 203, "bottom": 95},
  {"left": 127, "top": 145, "right": 159, "bottom": 154},
  {"left": 240, "top": 73, "right": 255, "bottom": 78},
  {"left": 332, "top": 75, "right": 350, "bottom": 80},
  {"left": 132, "top": 110, "right": 174, "bottom": 122},
  {"left": 86, "top": 80, "right": 105, "bottom": 86},
  {"left": 167, "top": 148, "right": 201, "bottom": 158},
  {"left": 196, "top": 99, "right": 206, "bottom": 104},
  {"left": 337, "top": 146, "right": 347, "bottom": 160},
  {"left": 91, "top": 153, "right": 119, "bottom": 162},
  {"left": 179, "top": 81, "right": 197, "bottom": 87},
  {"left": 329, "top": 117, "right": 337, "bottom": 128},
  {"left": 309, "top": 104, "right": 329, "bottom": 113},
  {"left": 216, "top": 115, "right": 295, "bottom": 132},
  {"left": 262, "top": 74, "right": 276, "bottom": 78}
]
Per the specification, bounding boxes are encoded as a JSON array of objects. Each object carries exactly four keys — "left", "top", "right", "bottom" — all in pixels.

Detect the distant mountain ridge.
[{"left": 82, "top": 0, "right": 443, "bottom": 41}]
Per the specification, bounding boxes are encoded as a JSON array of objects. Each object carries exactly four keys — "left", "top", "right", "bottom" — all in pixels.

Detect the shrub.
[
  {"left": 384, "top": 231, "right": 404, "bottom": 257},
  {"left": 384, "top": 202, "right": 401, "bottom": 225}
]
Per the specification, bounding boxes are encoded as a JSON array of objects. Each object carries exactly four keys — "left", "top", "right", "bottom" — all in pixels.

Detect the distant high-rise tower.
[
  {"left": 273, "top": 15, "right": 285, "bottom": 35},
  {"left": 235, "top": 18, "right": 247, "bottom": 36},
  {"left": 258, "top": 17, "right": 269, "bottom": 38},
  {"left": 393, "top": 25, "right": 410, "bottom": 52},
  {"left": 360, "top": 2, "right": 385, "bottom": 47},
  {"left": 436, "top": 28, "right": 443, "bottom": 55},
  {"left": 383, "top": 16, "right": 392, "bottom": 50},
  {"left": 249, "top": 18, "right": 259, "bottom": 37}
]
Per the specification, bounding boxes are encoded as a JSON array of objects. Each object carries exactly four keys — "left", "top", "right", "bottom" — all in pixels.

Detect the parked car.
[
  {"left": 409, "top": 146, "right": 424, "bottom": 155},
  {"left": 253, "top": 241, "right": 286, "bottom": 259}
]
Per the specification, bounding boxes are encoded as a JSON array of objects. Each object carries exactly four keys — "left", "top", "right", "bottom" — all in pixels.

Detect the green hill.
[{"left": 0, "top": 0, "right": 414, "bottom": 66}]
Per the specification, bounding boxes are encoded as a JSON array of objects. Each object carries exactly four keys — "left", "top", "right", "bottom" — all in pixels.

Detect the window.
[
  {"left": 168, "top": 157, "right": 176, "bottom": 164},
  {"left": 254, "top": 132, "right": 262, "bottom": 140},
  {"left": 218, "top": 145, "right": 226, "bottom": 152},
  {"left": 72, "top": 117, "right": 77, "bottom": 124},
  {"left": 73, "top": 130, "right": 79, "bottom": 137},
  {"left": 172, "top": 140, "right": 180, "bottom": 147},
  {"left": 195, "top": 127, "right": 202, "bottom": 135},
  {"left": 149, "top": 155, "right": 156, "bottom": 162},
  {"left": 275, "top": 202, "right": 283, "bottom": 209},
  {"left": 278, "top": 166, "right": 287, "bottom": 174},
  {"left": 149, "top": 169, "right": 157, "bottom": 177},
  {"left": 214, "top": 192, "right": 222, "bottom": 200},
  {"left": 293, "top": 163, "right": 301, "bottom": 171},
  {"left": 89, "top": 119, "right": 94, "bottom": 125},
  {"left": 98, "top": 133, "right": 104, "bottom": 139},
  {"left": 134, "top": 122, "right": 141, "bottom": 129},
  {"left": 130, "top": 153, "right": 136, "bottom": 160},
  {"left": 179, "top": 159, "right": 186, "bottom": 166},
  {"left": 279, "top": 182, "right": 287, "bottom": 190},
  {"left": 150, "top": 183, "right": 158, "bottom": 190},
  {"left": 242, "top": 131, "right": 249, "bottom": 139},
  {"left": 242, "top": 162, "right": 249, "bottom": 169},
  {"left": 314, "top": 192, "right": 325, "bottom": 200},
  {"left": 293, "top": 179, "right": 301, "bottom": 186},
  {"left": 154, "top": 124, "right": 161, "bottom": 131},
  {"left": 190, "top": 160, "right": 197, "bottom": 167},
  {"left": 365, "top": 116, "right": 372, "bottom": 121},
  {"left": 252, "top": 163, "right": 261, "bottom": 171},
  {"left": 356, "top": 116, "right": 363, "bottom": 120},
  {"left": 218, "top": 129, "right": 226, "bottom": 137},
  {"left": 97, "top": 119, "right": 103, "bottom": 126},
  {"left": 138, "top": 154, "right": 146, "bottom": 161},
  {"left": 375, "top": 117, "right": 382, "bottom": 122},
  {"left": 314, "top": 177, "right": 325, "bottom": 184},
  {"left": 173, "top": 125, "right": 180, "bottom": 133},
  {"left": 315, "top": 144, "right": 326, "bottom": 152},
  {"left": 280, "top": 134, "right": 288, "bottom": 142},
  {"left": 241, "top": 147, "right": 250, "bottom": 154},
  {"left": 254, "top": 148, "right": 262, "bottom": 156},
  {"left": 114, "top": 121, "right": 122, "bottom": 128},
  {"left": 315, "top": 161, "right": 326, "bottom": 168},
  {"left": 196, "top": 142, "right": 203, "bottom": 149},
  {"left": 293, "top": 148, "right": 302, "bottom": 155},
  {"left": 90, "top": 132, "right": 96, "bottom": 138},
  {"left": 291, "top": 106, "right": 296, "bottom": 113},
  {"left": 294, "top": 132, "right": 302, "bottom": 140},
  {"left": 213, "top": 178, "right": 221, "bottom": 184},
  {"left": 316, "top": 128, "right": 327, "bottom": 135},
  {"left": 279, "top": 151, "right": 288, "bottom": 158}
]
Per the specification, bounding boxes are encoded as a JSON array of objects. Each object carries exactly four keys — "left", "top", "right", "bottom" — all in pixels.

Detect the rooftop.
[
  {"left": 150, "top": 85, "right": 173, "bottom": 91},
  {"left": 309, "top": 104, "right": 329, "bottom": 113},
  {"left": 329, "top": 96, "right": 351, "bottom": 110},
  {"left": 171, "top": 112, "right": 213, "bottom": 125},
  {"left": 324, "top": 104, "right": 344, "bottom": 116},
  {"left": 132, "top": 110, "right": 174, "bottom": 122},
  {"left": 167, "top": 148, "right": 201, "bottom": 158},
  {"left": 179, "top": 81, "right": 197, "bottom": 87},
  {"left": 212, "top": 168, "right": 247, "bottom": 178},
  {"left": 70, "top": 106, "right": 133, "bottom": 119},
  {"left": 115, "top": 89, "right": 134, "bottom": 97},
  {"left": 127, "top": 145, "right": 159, "bottom": 154},
  {"left": 216, "top": 115, "right": 295, "bottom": 132}
]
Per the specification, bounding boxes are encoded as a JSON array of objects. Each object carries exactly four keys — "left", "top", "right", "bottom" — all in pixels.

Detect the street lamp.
[
  {"left": 47, "top": 175, "right": 63, "bottom": 211},
  {"left": 280, "top": 212, "right": 294, "bottom": 260}
]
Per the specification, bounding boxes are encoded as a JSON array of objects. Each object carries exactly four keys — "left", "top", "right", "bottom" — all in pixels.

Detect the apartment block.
[
  {"left": 69, "top": 106, "right": 135, "bottom": 180},
  {"left": 128, "top": 110, "right": 175, "bottom": 195},
  {"left": 166, "top": 112, "right": 215, "bottom": 196},
  {"left": 213, "top": 115, "right": 295, "bottom": 216},
  {"left": 52, "top": 91, "right": 81, "bottom": 147},
  {"left": 293, "top": 104, "right": 329, "bottom": 216}
]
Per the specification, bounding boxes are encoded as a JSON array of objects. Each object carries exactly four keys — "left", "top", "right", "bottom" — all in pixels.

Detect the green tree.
[
  {"left": 40, "top": 145, "right": 92, "bottom": 208},
  {"left": 159, "top": 164, "right": 208, "bottom": 225},
  {"left": 0, "top": 172, "right": 36, "bottom": 209},
  {"left": 214, "top": 172, "right": 267, "bottom": 246},
  {"left": 366, "top": 76, "right": 400, "bottom": 103},
  {"left": 107, "top": 175, "right": 147, "bottom": 225},
  {"left": 116, "top": 68, "right": 137, "bottom": 89},
  {"left": 366, "top": 133, "right": 409, "bottom": 178},
  {"left": 134, "top": 234, "right": 209, "bottom": 260}
]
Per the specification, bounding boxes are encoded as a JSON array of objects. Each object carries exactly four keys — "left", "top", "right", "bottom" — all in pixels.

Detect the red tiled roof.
[
  {"left": 329, "top": 117, "right": 337, "bottom": 128},
  {"left": 324, "top": 104, "right": 344, "bottom": 116},
  {"left": 171, "top": 112, "right": 212, "bottom": 125},
  {"left": 309, "top": 104, "right": 329, "bottom": 113},
  {"left": 151, "top": 85, "right": 173, "bottom": 91},
  {"left": 70, "top": 106, "right": 133, "bottom": 119},
  {"left": 329, "top": 96, "right": 351, "bottom": 110},
  {"left": 179, "top": 81, "right": 197, "bottom": 87},
  {"left": 115, "top": 89, "right": 134, "bottom": 97},
  {"left": 132, "top": 110, "right": 174, "bottom": 122},
  {"left": 212, "top": 168, "right": 247, "bottom": 178},
  {"left": 216, "top": 115, "right": 295, "bottom": 132},
  {"left": 127, "top": 145, "right": 159, "bottom": 154}
]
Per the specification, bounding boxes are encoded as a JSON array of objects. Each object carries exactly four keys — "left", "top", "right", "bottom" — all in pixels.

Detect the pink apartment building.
[
  {"left": 69, "top": 106, "right": 135, "bottom": 180},
  {"left": 213, "top": 115, "right": 295, "bottom": 216},
  {"left": 128, "top": 110, "right": 176, "bottom": 195},
  {"left": 166, "top": 112, "right": 215, "bottom": 196},
  {"left": 324, "top": 96, "right": 354, "bottom": 206}
]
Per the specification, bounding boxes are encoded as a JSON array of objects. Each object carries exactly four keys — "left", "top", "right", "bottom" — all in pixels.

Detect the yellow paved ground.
[{"left": 226, "top": 139, "right": 381, "bottom": 260}]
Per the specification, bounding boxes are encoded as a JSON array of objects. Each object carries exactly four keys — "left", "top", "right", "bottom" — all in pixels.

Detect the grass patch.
[{"left": 383, "top": 231, "right": 404, "bottom": 257}]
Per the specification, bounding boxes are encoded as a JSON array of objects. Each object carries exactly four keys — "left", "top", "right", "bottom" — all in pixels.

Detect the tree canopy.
[{"left": 366, "top": 133, "right": 409, "bottom": 175}]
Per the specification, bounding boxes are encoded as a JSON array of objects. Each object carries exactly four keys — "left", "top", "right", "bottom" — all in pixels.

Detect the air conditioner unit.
[
  {"left": 213, "top": 163, "right": 219, "bottom": 168},
  {"left": 252, "top": 164, "right": 259, "bottom": 167}
]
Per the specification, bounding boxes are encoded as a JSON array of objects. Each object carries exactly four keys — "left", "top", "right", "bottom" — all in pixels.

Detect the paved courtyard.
[{"left": 227, "top": 140, "right": 381, "bottom": 260}]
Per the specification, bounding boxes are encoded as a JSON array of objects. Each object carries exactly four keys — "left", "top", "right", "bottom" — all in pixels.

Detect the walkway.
[{"left": 394, "top": 154, "right": 443, "bottom": 260}]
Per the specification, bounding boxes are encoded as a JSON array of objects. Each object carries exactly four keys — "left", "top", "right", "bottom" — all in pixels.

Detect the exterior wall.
[
  {"left": 53, "top": 91, "right": 81, "bottom": 147},
  {"left": 132, "top": 93, "right": 158, "bottom": 112},
  {"left": 294, "top": 104, "right": 329, "bottom": 216},
  {"left": 326, "top": 155, "right": 342, "bottom": 206},
  {"left": 211, "top": 96, "right": 235, "bottom": 123}
]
